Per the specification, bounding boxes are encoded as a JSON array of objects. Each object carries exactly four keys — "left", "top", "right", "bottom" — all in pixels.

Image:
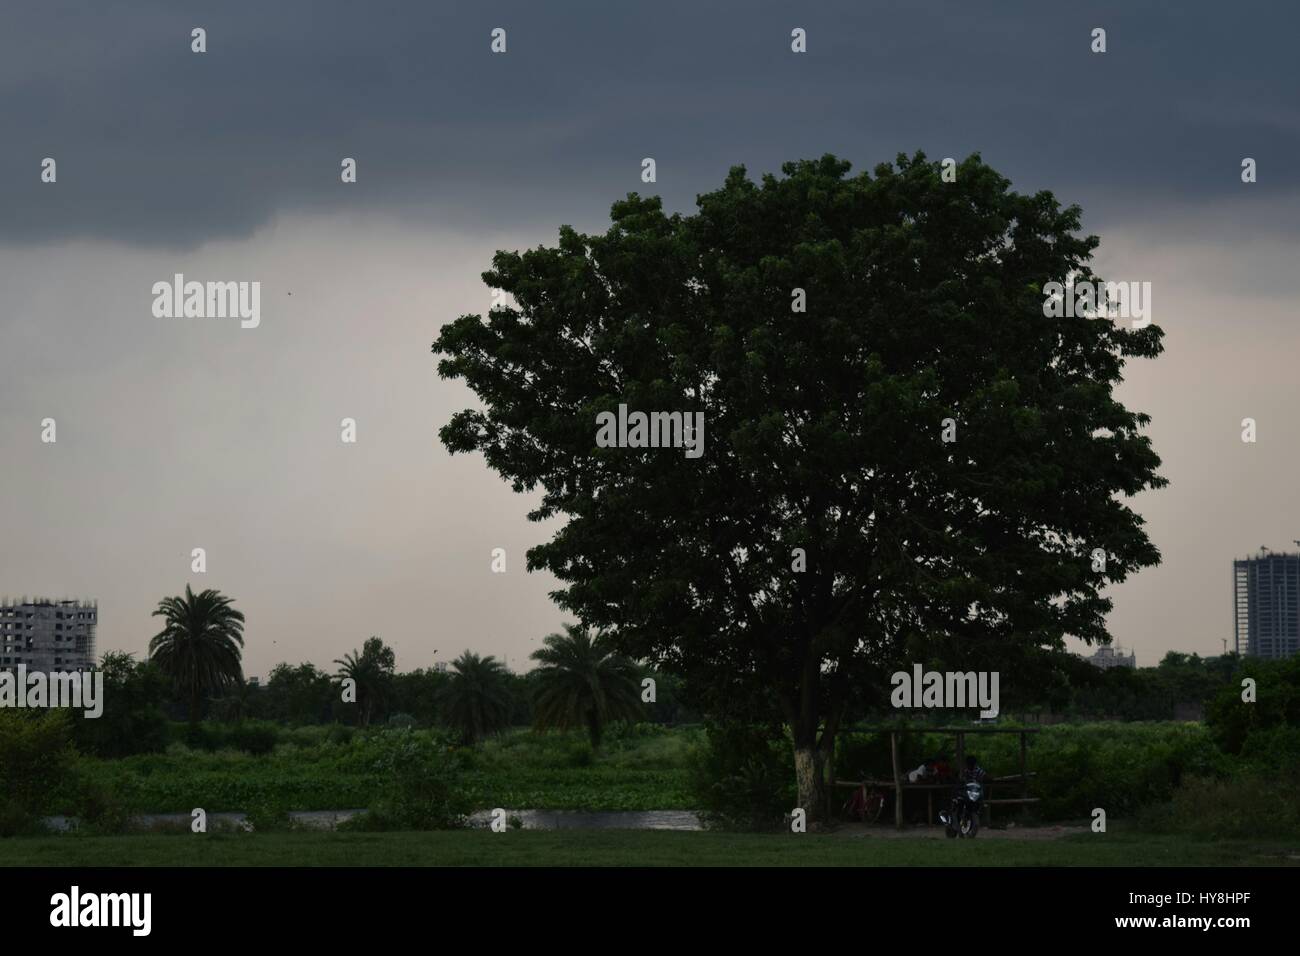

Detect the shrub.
[
  {"left": 1138, "top": 771, "right": 1300, "bottom": 839},
  {"left": 69, "top": 771, "right": 134, "bottom": 835},
  {"left": 0, "top": 799, "right": 46, "bottom": 838},
  {"left": 244, "top": 795, "right": 293, "bottom": 832},
  {"left": 1238, "top": 725, "right": 1300, "bottom": 774},
  {"left": 344, "top": 729, "right": 471, "bottom": 830},
  {"left": 562, "top": 740, "right": 595, "bottom": 768},
  {"left": 1205, "top": 655, "right": 1300, "bottom": 754},
  {"left": 688, "top": 722, "right": 795, "bottom": 831},
  {"left": 226, "top": 721, "right": 280, "bottom": 756},
  {"left": 0, "top": 710, "right": 77, "bottom": 820},
  {"left": 326, "top": 724, "right": 355, "bottom": 746}
]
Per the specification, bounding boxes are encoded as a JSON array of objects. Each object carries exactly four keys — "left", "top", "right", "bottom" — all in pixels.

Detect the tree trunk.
[{"left": 794, "top": 745, "right": 827, "bottom": 825}]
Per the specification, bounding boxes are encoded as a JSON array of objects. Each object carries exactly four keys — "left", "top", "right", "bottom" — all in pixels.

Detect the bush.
[
  {"left": 1138, "top": 771, "right": 1300, "bottom": 838},
  {"left": 0, "top": 710, "right": 77, "bottom": 822},
  {"left": 172, "top": 720, "right": 283, "bottom": 755},
  {"left": 1238, "top": 725, "right": 1300, "bottom": 774},
  {"left": 1206, "top": 655, "right": 1300, "bottom": 754},
  {"left": 688, "top": 723, "right": 794, "bottom": 831},
  {"left": 226, "top": 721, "right": 280, "bottom": 756},
  {"left": 0, "top": 799, "right": 46, "bottom": 838},
  {"left": 244, "top": 795, "right": 293, "bottom": 832},
  {"left": 326, "top": 724, "right": 356, "bottom": 746},
  {"left": 69, "top": 771, "right": 134, "bottom": 835},
  {"left": 562, "top": 740, "right": 595, "bottom": 768},
  {"left": 343, "top": 729, "right": 471, "bottom": 831}
]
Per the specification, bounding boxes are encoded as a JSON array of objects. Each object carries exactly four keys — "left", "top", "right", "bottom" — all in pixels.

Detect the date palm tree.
[
  {"left": 149, "top": 585, "right": 245, "bottom": 728},
  {"left": 530, "top": 624, "right": 643, "bottom": 749},
  {"left": 438, "top": 652, "right": 513, "bottom": 745},
  {"left": 333, "top": 636, "right": 395, "bottom": 727}
]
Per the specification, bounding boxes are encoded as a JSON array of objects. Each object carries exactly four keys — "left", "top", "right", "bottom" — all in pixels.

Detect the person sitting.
[{"left": 960, "top": 755, "right": 987, "bottom": 783}]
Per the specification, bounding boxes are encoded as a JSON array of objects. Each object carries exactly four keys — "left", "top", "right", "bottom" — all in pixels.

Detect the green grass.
[{"left": 2, "top": 828, "right": 1296, "bottom": 867}]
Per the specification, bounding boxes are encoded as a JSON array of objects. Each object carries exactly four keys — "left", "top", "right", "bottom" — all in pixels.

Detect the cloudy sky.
[{"left": 2, "top": 0, "right": 1298, "bottom": 677}]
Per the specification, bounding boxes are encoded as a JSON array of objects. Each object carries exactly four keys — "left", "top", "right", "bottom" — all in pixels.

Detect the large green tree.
[
  {"left": 149, "top": 585, "right": 246, "bottom": 729},
  {"left": 530, "top": 623, "right": 644, "bottom": 748},
  {"left": 434, "top": 153, "right": 1166, "bottom": 816}
]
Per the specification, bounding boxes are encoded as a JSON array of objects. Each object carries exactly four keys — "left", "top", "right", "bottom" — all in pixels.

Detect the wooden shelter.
[{"left": 831, "top": 726, "right": 1041, "bottom": 828}]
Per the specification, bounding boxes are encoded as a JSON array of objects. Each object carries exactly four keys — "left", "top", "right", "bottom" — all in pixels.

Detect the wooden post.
[
  {"left": 1019, "top": 731, "right": 1028, "bottom": 801},
  {"left": 890, "top": 731, "right": 903, "bottom": 830},
  {"left": 826, "top": 746, "right": 835, "bottom": 822}
]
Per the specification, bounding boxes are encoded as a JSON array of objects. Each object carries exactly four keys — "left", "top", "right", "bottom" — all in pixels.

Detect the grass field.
[{"left": 2, "top": 829, "right": 1297, "bottom": 867}]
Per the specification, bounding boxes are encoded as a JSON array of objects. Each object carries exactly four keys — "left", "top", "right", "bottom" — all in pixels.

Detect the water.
[
  {"left": 43, "top": 809, "right": 702, "bottom": 832},
  {"left": 467, "top": 810, "right": 702, "bottom": 831}
]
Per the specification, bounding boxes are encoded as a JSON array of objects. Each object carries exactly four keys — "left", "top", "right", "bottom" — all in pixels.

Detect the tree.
[
  {"left": 1206, "top": 654, "right": 1300, "bottom": 754},
  {"left": 438, "top": 652, "right": 512, "bottom": 745},
  {"left": 434, "top": 152, "right": 1166, "bottom": 817},
  {"left": 392, "top": 667, "right": 451, "bottom": 727},
  {"left": 333, "top": 637, "right": 396, "bottom": 727},
  {"left": 265, "top": 662, "right": 337, "bottom": 724},
  {"left": 530, "top": 623, "right": 644, "bottom": 748},
  {"left": 149, "top": 585, "right": 246, "bottom": 729},
  {"left": 72, "top": 651, "right": 170, "bottom": 757},
  {"left": 211, "top": 676, "right": 262, "bottom": 723}
]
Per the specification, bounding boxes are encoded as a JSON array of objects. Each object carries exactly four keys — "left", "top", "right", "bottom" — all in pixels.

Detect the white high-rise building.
[
  {"left": 1086, "top": 645, "right": 1136, "bottom": 670},
  {"left": 0, "top": 598, "right": 97, "bottom": 673}
]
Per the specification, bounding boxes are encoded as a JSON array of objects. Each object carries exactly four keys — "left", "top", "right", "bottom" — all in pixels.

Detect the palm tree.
[
  {"left": 214, "top": 676, "right": 259, "bottom": 723},
  {"left": 530, "top": 624, "right": 643, "bottom": 749},
  {"left": 149, "top": 585, "right": 245, "bottom": 728},
  {"left": 333, "top": 636, "right": 395, "bottom": 728},
  {"left": 438, "top": 652, "right": 513, "bottom": 745}
]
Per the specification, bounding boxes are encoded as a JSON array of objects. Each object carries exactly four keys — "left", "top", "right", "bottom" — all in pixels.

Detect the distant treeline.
[{"left": 69, "top": 640, "right": 1283, "bottom": 761}]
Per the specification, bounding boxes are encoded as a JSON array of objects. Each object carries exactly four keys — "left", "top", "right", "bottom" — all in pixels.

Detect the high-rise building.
[
  {"left": 1085, "top": 645, "right": 1136, "bottom": 669},
  {"left": 0, "top": 598, "right": 97, "bottom": 673},
  {"left": 1233, "top": 551, "right": 1300, "bottom": 660}
]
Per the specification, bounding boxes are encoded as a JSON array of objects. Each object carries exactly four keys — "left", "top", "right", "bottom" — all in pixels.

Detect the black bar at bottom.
[{"left": 2, "top": 865, "right": 1293, "bottom": 940}]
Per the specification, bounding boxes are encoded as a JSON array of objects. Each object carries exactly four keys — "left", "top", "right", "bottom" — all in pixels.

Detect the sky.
[{"left": 2, "top": 0, "right": 1299, "bottom": 677}]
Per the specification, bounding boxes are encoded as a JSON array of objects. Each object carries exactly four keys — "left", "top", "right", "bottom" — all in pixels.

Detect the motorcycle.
[{"left": 939, "top": 779, "right": 983, "bottom": 838}]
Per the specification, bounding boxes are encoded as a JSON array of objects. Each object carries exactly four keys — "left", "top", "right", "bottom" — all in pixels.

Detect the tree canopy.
[
  {"left": 530, "top": 623, "right": 644, "bottom": 748},
  {"left": 434, "top": 152, "right": 1166, "bottom": 814},
  {"left": 149, "top": 584, "right": 246, "bottom": 728}
]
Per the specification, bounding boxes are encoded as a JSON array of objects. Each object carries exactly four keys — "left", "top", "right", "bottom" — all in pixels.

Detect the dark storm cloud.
[{"left": 1, "top": 0, "right": 1296, "bottom": 248}]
